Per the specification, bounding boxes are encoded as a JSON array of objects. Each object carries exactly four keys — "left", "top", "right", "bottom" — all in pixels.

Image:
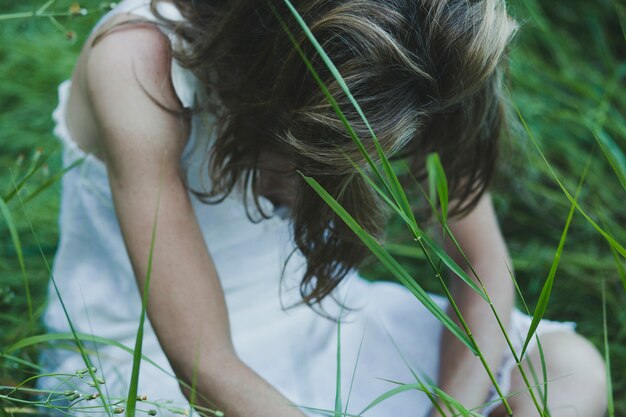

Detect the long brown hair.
[{"left": 152, "top": 0, "right": 517, "bottom": 306}]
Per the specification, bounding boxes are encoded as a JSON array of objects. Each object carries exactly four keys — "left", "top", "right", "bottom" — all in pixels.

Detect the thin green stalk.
[
  {"left": 332, "top": 153, "right": 512, "bottom": 414},
  {"left": 303, "top": 175, "right": 475, "bottom": 352},
  {"left": 188, "top": 341, "right": 201, "bottom": 417},
  {"left": 383, "top": 327, "right": 449, "bottom": 417},
  {"left": 3, "top": 150, "right": 49, "bottom": 202},
  {"left": 603, "top": 282, "right": 615, "bottom": 417},
  {"left": 126, "top": 174, "right": 164, "bottom": 417},
  {"left": 21, "top": 157, "right": 84, "bottom": 205},
  {"left": 343, "top": 329, "right": 365, "bottom": 416},
  {"left": 268, "top": 1, "right": 395, "bottom": 204},
  {"left": 4, "top": 331, "right": 216, "bottom": 408},
  {"left": 282, "top": 0, "right": 417, "bottom": 223},
  {"left": 520, "top": 157, "right": 589, "bottom": 358},
  {"left": 413, "top": 234, "right": 513, "bottom": 416},
  {"left": 10, "top": 171, "right": 112, "bottom": 417},
  {"left": 0, "top": 354, "right": 44, "bottom": 372},
  {"left": 334, "top": 319, "right": 342, "bottom": 417},
  {"left": 416, "top": 158, "right": 548, "bottom": 415},
  {"left": 0, "top": 197, "right": 33, "bottom": 329}
]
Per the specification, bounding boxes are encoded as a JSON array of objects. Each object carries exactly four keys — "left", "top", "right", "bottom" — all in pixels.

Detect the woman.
[{"left": 40, "top": 0, "right": 607, "bottom": 416}]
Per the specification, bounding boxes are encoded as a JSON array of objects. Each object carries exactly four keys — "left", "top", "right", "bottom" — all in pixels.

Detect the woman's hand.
[{"left": 82, "top": 18, "right": 306, "bottom": 417}]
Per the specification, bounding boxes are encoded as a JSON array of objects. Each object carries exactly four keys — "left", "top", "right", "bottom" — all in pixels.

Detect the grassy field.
[{"left": 1, "top": 0, "right": 624, "bottom": 415}]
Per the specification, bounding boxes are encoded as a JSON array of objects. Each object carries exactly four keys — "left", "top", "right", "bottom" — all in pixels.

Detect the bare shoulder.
[
  {"left": 73, "top": 13, "right": 189, "bottom": 180},
  {"left": 85, "top": 15, "right": 174, "bottom": 95}
]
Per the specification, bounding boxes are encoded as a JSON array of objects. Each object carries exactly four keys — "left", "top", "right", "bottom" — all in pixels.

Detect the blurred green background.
[{"left": 1, "top": 0, "right": 625, "bottom": 414}]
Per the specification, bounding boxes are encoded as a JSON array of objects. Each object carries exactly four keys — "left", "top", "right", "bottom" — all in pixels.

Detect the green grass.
[{"left": 1, "top": 0, "right": 624, "bottom": 415}]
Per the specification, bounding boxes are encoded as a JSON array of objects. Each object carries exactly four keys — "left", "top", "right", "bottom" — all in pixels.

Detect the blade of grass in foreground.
[
  {"left": 282, "top": 0, "right": 416, "bottom": 223},
  {"left": 609, "top": 242, "right": 626, "bottom": 293},
  {"left": 347, "top": 154, "right": 487, "bottom": 301},
  {"left": 383, "top": 327, "right": 448, "bottom": 416},
  {"left": 302, "top": 174, "right": 476, "bottom": 354},
  {"left": 268, "top": 1, "right": 395, "bottom": 209},
  {"left": 359, "top": 380, "right": 478, "bottom": 417},
  {"left": 343, "top": 329, "right": 365, "bottom": 416},
  {"left": 507, "top": 255, "right": 550, "bottom": 411},
  {"left": 22, "top": 157, "right": 85, "bottom": 205},
  {"left": 334, "top": 319, "right": 342, "bottom": 417},
  {"left": 602, "top": 281, "right": 615, "bottom": 417},
  {"left": 5, "top": 332, "right": 170, "bottom": 375},
  {"left": 3, "top": 150, "right": 49, "bottom": 202},
  {"left": 5, "top": 331, "right": 218, "bottom": 409},
  {"left": 587, "top": 123, "right": 626, "bottom": 192},
  {"left": 0, "top": 197, "right": 33, "bottom": 329},
  {"left": 595, "top": 203, "right": 626, "bottom": 294},
  {"left": 10, "top": 172, "right": 112, "bottom": 417},
  {"left": 126, "top": 177, "right": 163, "bottom": 417},
  {"left": 520, "top": 159, "right": 587, "bottom": 358},
  {"left": 426, "top": 153, "right": 449, "bottom": 222}
]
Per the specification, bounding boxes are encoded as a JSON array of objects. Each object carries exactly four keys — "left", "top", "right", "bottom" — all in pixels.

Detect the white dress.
[{"left": 40, "top": 1, "right": 575, "bottom": 416}]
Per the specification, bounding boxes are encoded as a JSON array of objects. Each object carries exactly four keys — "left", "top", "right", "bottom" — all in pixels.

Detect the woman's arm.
[
  {"left": 84, "top": 24, "right": 306, "bottom": 417},
  {"left": 432, "top": 192, "right": 515, "bottom": 414}
]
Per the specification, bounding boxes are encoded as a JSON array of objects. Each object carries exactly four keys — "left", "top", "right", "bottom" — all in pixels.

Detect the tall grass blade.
[
  {"left": 0, "top": 354, "right": 43, "bottom": 372},
  {"left": 334, "top": 320, "right": 342, "bottom": 417},
  {"left": 0, "top": 197, "right": 33, "bottom": 328},
  {"left": 188, "top": 343, "right": 201, "bottom": 417},
  {"left": 359, "top": 381, "right": 477, "bottom": 417},
  {"left": 419, "top": 233, "right": 487, "bottom": 301},
  {"left": 589, "top": 126, "right": 626, "bottom": 191},
  {"left": 22, "top": 158, "right": 85, "bottom": 205},
  {"left": 295, "top": 405, "right": 360, "bottom": 417},
  {"left": 603, "top": 281, "right": 615, "bottom": 417},
  {"left": 126, "top": 180, "right": 163, "bottom": 417},
  {"left": 5, "top": 332, "right": 170, "bottom": 376},
  {"left": 302, "top": 174, "right": 476, "bottom": 354},
  {"left": 343, "top": 329, "right": 365, "bottom": 416},
  {"left": 520, "top": 161, "right": 587, "bottom": 358},
  {"left": 10, "top": 174, "right": 112, "bottom": 417},
  {"left": 596, "top": 204, "right": 626, "bottom": 293},
  {"left": 282, "top": 0, "right": 416, "bottom": 222},
  {"left": 426, "top": 153, "right": 449, "bottom": 222},
  {"left": 36, "top": 0, "right": 56, "bottom": 15},
  {"left": 383, "top": 326, "right": 448, "bottom": 416},
  {"left": 535, "top": 336, "right": 549, "bottom": 412},
  {"left": 383, "top": 243, "right": 427, "bottom": 260},
  {"left": 609, "top": 244, "right": 626, "bottom": 293},
  {"left": 81, "top": 293, "right": 114, "bottom": 408},
  {"left": 3, "top": 151, "right": 49, "bottom": 202},
  {"left": 358, "top": 383, "right": 423, "bottom": 415},
  {"left": 268, "top": 1, "right": 392, "bottom": 200},
  {"left": 350, "top": 155, "right": 487, "bottom": 300}
]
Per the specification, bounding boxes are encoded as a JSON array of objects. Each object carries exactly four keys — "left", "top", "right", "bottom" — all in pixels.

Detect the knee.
[{"left": 540, "top": 331, "right": 607, "bottom": 399}]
